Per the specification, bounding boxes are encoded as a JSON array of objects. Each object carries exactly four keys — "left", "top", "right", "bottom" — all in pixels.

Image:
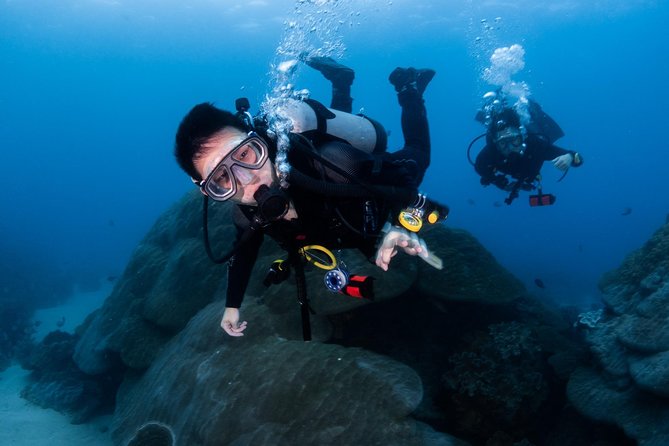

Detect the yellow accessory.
[
  {"left": 299, "top": 245, "right": 337, "bottom": 270},
  {"left": 398, "top": 209, "right": 423, "bottom": 232},
  {"left": 397, "top": 193, "right": 448, "bottom": 232},
  {"left": 427, "top": 211, "right": 440, "bottom": 224}
]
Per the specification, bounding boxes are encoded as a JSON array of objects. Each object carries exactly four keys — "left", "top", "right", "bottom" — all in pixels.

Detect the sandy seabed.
[
  {"left": 0, "top": 285, "right": 115, "bottom": 445},
  {"left": 0, "top": 365, "right": 114, "bottom": 445}
]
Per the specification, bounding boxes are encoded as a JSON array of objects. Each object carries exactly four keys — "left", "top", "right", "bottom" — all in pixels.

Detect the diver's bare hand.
[
  {"left": 375, "top": 226, "right": 425, "bottom": 271},
  {"left": 220, "top": 307, "right": 247, "bottom": 337},
  {"left": 552, "top": 154, "right": 573, "bottom": 171}
]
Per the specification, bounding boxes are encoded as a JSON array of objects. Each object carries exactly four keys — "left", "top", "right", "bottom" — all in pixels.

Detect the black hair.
[
  {"left": 489, "top": 107, "right": 521, "bottom": 135},
  {"left": 174, "top": 102, "right": 248, "bottom": 181},
  {"left": 484, "top": 107, "right": 522, "bottom": 146}
]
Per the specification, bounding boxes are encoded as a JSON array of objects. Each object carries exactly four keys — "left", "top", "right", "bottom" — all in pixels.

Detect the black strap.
[
  {"left": 288, "top": 133, "right": 417, "bottom": 203},
  {"left": 371, "top": 155, "right": 383, "bottom": 177},
  {"left": 203, "top": 196, "right": 259, "bottom": 264},
  {"left": 304, "top": 98, "right": 335, "bottom": 135},
  {"left": 360, "top": 115, "right": 388, "bottom": 154},
  {"left": 290, "top": 248, "right": 312, "bottom": 341}
]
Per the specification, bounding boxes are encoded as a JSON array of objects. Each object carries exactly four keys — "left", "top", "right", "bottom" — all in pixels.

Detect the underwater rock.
[
  {"left": 616, "top": 313, "right": 669, "bottom": 354},
  {"left": 443, "top": 321, "right": 548, "bottom": 424},
  {"left": 600, "top": 283, "right": 637, "bottom": 315},
  {"left": 599, "top": 222, "right": 669, "bottom": 294},
  {"left": 547, "top": 349, "right": 590, "bottom": 381},
  {"left": 569, "top": 221, "right": 669, "bottom": 444},
  {"left": 126, "top": 422, "right": 174, "bottom": 446},
  {"left": 322, "top": 290, "right": 586, "bottom": 444},
  {"left": 107, "top": 311, "right": 172, "bottom": 370},
  {"left": 567, "top": 367, "right": 635, "bottom": 427},
  {"left": 75, "top": 192, "right": 230, "bottom": 374},
  {"left": 20, "top": 330, "right": 120, "bottom": 424},
  {"left": 584, "top": 319, "right": 630, "bottom": 378},
  {"left": 416, "top": 225, "right": 525, "bottom": 303},
  {"left": 628, "top": 350, "right": 669, "bottom": 398},
  {"left": 568, "top": 367, "right": 669, "bottom": 446},
  {"left": 111, "top": 300, "right": 460, "bottom": 446}
]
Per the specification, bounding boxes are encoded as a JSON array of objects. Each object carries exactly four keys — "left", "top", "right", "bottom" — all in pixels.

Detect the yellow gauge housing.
[{"left": 398, "top": 210, "right": 423, "bottom": 232}]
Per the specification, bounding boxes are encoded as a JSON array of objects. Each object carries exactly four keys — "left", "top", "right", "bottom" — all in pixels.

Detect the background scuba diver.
[
  {"left": 174, "top": 57, "right": 440, "bottom": 337},
  {"left": 472, "top": 96, "right": 584, "bottom": 205}
]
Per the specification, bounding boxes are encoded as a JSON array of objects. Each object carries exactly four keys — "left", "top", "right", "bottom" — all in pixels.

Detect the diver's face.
[
  {"left": 495, "top": 127, "right": 524, "bottom": 156},
  {"left": 193, "top": 127, "right": 276, "bottom": 205}
]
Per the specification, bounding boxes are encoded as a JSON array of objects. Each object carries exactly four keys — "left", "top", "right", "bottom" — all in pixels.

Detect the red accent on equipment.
[{"left": 343, "top": 286, "right": 364, "bottom": 299}]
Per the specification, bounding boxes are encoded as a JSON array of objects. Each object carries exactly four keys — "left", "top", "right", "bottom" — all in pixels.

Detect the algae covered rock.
[
  {"left": 75, "top": 191, "right": 229, "bottom": 374},
  {"left": 568, "top": 222, "right": 669, "bottom": 445},
  {"left": 599, "top": 223, "right": 669, "bottom": 294},
  {"left": 417, "top": 225, "right": 526, "bottom": 304},
  {"left": 111, "top": 300, "right": 460, "bottom": 446}
]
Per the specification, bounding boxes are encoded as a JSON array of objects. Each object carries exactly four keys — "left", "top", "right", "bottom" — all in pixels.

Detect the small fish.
[
  {"left": 621, "top": 207, "right": 632, "bottom": 216},
  {"left": 534, "top": 279, "right": 546, "bottom": 289},
  {"left": 467, "top": 198, "right": 476, "bottom": 206},
  {"left": 493, "top": 201, "right": 503, "bottom": 208},
  {"left": 56, "top": 317, "right": 66, "bottom": 328},
  {"left": 108, "top": 219, "right": 115, "bottom": 227},
  {"left": 107, "top": 275, "right": 118, "bottom": 282}
]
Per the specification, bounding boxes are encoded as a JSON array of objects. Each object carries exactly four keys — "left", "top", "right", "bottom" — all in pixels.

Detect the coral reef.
[
  {"left": 126, "top": 423, "right": 174, "bottom": 446},
  {"left": 568, "top": 222, "right": 669, "bottom": 446},
  {"left": 19, "top": 330, "right": 122, "bottom": 423},
  {"left": 110, "top": 300, "right": 464, "bottom": 445}
]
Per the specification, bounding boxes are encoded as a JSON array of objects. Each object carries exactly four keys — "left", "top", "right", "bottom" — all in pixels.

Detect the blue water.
[{"left": 1, "top": 0, "right": 667, "bottom": 308}]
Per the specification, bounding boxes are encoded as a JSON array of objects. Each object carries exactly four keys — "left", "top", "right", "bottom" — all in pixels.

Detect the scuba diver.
[
  {"left": 174, "top": 57, "right": 446, "bottom": 338},
  {"left": 469, "top": 91, "right": 584, "bottom": 205}
]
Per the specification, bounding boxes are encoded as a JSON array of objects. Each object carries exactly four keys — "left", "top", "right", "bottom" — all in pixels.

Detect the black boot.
[
  {"left": 388, "top": 67, "right": 435, "bottom": 95},
  {"left": 416, "top": 69, "right": 436, "bottom": 95},
  {"left": 305, "top": 56, "right": 355, "bottom": 88}
]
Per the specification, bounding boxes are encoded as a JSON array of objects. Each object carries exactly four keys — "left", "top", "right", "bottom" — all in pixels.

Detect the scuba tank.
[
  {"left": 473, "top": 91, "right": 565, "bottom": 144},
  {"left": 275, "top": 97, "right": 387, "bottom": 155}
]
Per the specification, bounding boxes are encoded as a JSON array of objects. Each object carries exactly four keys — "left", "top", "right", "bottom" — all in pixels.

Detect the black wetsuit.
[
  {"left": 475, "top": 134, "right": 582, "bottom": 189},
  {"left": 225, "top": 89, "right": 430, "bottom": 309}
]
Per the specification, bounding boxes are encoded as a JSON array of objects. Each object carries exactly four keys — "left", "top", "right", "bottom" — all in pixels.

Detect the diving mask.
[
  {"left": 494, "top": 127, "right": 524, "bottom": 156},
  {"left": 198, "top": 132, "right": 269, "bottom": 201}
]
